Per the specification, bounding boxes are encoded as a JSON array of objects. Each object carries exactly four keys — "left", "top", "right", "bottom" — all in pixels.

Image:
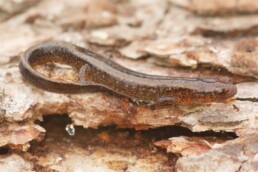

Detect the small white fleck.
[{"left": 65, "top": 123, "right": 75, "bottom": 136}]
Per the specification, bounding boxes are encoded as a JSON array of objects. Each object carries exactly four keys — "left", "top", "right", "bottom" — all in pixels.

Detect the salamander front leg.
[
  {"left": 78, "top": 64, "right": 95, "bottom": 85},
  {"left": 147, "top": 95, "right": 179, "bottom": 108}
]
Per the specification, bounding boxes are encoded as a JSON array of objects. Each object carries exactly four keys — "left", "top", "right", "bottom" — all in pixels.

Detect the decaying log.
[{"left": 0, "top": 0, "right": 258, "bottom": 171}]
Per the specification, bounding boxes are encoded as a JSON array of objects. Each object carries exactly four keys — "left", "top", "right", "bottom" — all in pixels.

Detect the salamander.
[{"left": 19, "top": 41, "right": 237, "bottom": 104}]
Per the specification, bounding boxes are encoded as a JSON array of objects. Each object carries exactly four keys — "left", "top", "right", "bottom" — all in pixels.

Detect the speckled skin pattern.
[{"left": 19, "top": 41, "right": 237, "bottom": 104}]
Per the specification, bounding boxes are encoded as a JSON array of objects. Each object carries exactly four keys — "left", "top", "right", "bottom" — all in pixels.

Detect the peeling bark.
[{"left": 0, "top": 0, "right": 258, "bottom": 171}]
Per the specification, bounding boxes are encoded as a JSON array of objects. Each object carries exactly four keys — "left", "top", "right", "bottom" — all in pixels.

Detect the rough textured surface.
[
  {"left": 30, "top": 116, "right": 175, "bottom": 172},
  {"left": 0, "top": 122, "right": 45, "bottom": 151},
  {"left": 0, "top": 0, "right": 258, "bottom": 171},
  {"left": 173, "top": 135, "right": 258, "bottom": 172},
  {"left": 169, "top": 0, "right": 258, "bottom": 15},
  {"left": 0, "top": 154, "right": 34, "bottom": 172}
]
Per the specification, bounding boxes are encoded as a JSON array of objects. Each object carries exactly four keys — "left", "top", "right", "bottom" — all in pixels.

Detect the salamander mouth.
[{"left": 226, "top": 86, "right": 237, "bottom": 99}]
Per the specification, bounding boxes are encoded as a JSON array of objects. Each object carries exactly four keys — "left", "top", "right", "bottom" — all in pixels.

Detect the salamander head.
[
  {"left": 179, "top": 77, "right": 237, "bottom": 104},
  {"left": 212, "top": 81, "right": 237, "bottom": 101},
  {"left": 195, "top": 78, "right": 237, "bottom": 103}
]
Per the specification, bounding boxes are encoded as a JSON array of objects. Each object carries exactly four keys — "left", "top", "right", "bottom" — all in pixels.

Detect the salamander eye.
[{"left": 214, "top": 88, "right": 224, "bottom": 94}]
